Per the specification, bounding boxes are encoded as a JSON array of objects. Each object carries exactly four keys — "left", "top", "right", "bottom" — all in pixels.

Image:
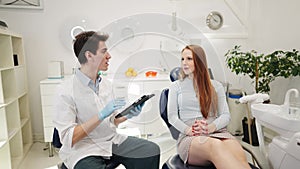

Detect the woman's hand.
[
  {"left": 192, "top": 119, "right": 209, "bottom": 136},
  {"left": 185, "top": 127, "right": 194, "bottom": 136}
]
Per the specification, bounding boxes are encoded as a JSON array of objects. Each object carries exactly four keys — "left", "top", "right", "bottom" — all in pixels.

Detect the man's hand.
[
  {"left": 98, "top": 99, "right": 126, "bottom": 120},
  {"left": 114, "top": 116, "right": 127, "bottom": 126},
  {"left": 125, "top": 103, "right": 145, "bottom": 119}
]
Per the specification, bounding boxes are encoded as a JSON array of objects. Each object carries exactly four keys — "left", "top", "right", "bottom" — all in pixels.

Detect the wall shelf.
[
  {"left": 0, "top": 29, "right": 33, "bottom": 169},
  {"left": 0, "top": 0, "right": 43, "bottom": 10}
]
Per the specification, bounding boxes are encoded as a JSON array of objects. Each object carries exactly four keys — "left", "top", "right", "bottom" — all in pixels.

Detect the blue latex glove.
[
  {"left": 98, "top": 99, "right": 126, "bottom": 120},
  {"left": 126, "top": 102, "right": 145, "bottom": 119}
]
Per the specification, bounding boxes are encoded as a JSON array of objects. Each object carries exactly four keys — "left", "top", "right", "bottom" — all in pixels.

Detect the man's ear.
[{"left": 85, "top": 51, "right": 93, "bottom": 60}]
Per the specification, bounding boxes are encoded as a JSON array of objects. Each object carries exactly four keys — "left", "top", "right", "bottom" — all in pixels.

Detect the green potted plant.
[{"left": 225, "top": 45, "right": 300, "bottom": 94}]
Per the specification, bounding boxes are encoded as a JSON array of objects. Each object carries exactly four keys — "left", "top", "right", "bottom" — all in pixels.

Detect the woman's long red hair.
[{"left": 181, "top": 45, "right": 217, "bottom": 118}]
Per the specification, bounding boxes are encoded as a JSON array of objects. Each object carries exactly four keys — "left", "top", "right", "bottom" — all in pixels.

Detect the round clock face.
[{"left": 206, "top": 11, "right": 223, "bottom": 30}]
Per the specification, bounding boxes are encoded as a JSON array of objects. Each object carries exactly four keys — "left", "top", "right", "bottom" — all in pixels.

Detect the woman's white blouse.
[{"left": 167, "top": 78, "right": 231, "bottom": 134}]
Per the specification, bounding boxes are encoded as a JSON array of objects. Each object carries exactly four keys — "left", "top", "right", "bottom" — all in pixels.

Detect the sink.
[{"left": 251, "top": 103, "right": 300, "bottom": 139}]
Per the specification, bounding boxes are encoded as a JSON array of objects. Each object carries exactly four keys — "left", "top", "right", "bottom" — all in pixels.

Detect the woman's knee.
[
  {"left": 188, "top": 138, "right": 220, "bottom": 164},
  {"left": 209, "top": 138, "right": 227, "bottom": 155},
  {"left": 209, "top": 138, "right": 222, "bottom": 146},
  {"left": 223, "top": 139, "right": 244, "bottom": 151},
  {"left": 226, "top": 139, "right": 242, "bottom": 147}
]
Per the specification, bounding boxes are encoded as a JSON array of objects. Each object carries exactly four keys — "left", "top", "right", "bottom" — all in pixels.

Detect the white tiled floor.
[
  {"left": 18, "top": 142, "right": 61, "bottom": 169},
  {"left": 18, "top": 132, "right": 177, "bottom": 169},
  {"left": 18, "top": 134, "right": 259, "bottom": 169}
]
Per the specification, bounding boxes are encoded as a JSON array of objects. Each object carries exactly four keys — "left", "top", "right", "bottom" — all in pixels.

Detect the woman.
[{"left": 168, "top": 45, "right": 250, "bottom": 169}]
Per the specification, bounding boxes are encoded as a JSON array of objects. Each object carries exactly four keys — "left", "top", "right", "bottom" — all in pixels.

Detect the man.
[{"left": 54, "top": 31, "right": 160, "bottom": 169}]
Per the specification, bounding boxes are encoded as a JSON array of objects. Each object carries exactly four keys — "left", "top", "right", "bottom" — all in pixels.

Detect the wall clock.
[{"left": 206, "top": 11, "right": 223, "bottom": 30}]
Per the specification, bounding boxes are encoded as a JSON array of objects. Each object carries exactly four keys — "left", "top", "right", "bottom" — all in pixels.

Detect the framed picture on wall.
[{"left": 0, "top": 0, "right": 43, "bottom": 9}]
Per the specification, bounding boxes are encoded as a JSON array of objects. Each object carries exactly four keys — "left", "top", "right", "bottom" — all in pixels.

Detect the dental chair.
[
  {"left": 160, "top": 67, "right": 216, "bottom": 169},
  {"left": 160, "top": 67, "right": 259, "bottom": 169},
  {"left": 52, "top": 128, "right": 121, "bottom": 169}
]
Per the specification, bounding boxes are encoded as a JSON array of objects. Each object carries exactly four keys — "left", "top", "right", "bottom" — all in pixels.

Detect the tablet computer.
[{"left": 115, "top": 94, "right": 155, "bottom": 118}]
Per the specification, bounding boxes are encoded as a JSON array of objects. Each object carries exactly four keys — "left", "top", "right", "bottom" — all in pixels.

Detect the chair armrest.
[{"left": 240, "top": 140, "right": 270, "bottom": 169}]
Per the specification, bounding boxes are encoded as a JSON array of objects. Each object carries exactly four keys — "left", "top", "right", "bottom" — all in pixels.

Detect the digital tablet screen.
[{"left": 115, "top": 94, "right": 155, "bottom": 118}]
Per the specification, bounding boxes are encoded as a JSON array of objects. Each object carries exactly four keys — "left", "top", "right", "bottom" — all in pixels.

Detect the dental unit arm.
[
  {"left": 238, "top": 93, "right": 269, "bottom": 146},
  {"left": 282, "top": 88, "right": 299, "bottom": 114},
  {"left": 237, "top": 93, "right": 271, "bottom": 169},
  {"left": 239, "top": 93, "right": 270, "bottom": 104}
]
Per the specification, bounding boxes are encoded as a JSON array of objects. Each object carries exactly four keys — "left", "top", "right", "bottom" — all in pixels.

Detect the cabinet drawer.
[
  {"left": 40, "top": 84, "right": 59, "bottom": 95},
  {"left": 42, "top": 106, "right": 54, "bottom": 127},
  {"left": 41, "top": 95, "right": 56, "bottom": 106},
  {"left": 44, "top": 127, "right": 54, "bottom": 142},
  {"left": 41, "top": 106, "right": 54, "bottom": 116},
  {"left": 43, "top": 115, "right": 54, "bottom": 127}
]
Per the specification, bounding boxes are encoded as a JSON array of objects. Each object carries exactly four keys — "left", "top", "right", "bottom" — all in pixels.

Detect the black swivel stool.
[{"left": 53, "top": 128, "right": 121, "bottom": 169}]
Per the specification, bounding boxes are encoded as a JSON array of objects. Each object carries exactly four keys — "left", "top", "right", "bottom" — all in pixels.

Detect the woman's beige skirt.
[{"left": 177, "top": 130, "right": 235, "bottom": 164}]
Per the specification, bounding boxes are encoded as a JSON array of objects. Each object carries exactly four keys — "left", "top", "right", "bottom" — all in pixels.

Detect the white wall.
[
  {"left": 0, "top": 0, "right": 299, "bottom": 139},
  {"left": 248, "top": 0, "right": 300, "bottom": 104}
]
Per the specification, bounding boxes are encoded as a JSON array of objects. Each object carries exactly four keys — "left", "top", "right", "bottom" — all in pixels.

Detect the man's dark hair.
[{"left": 73, "top": 31, "right": 109, "bottom": 64}]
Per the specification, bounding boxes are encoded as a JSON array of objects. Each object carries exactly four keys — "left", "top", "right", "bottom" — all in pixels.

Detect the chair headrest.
[{"left": 169, "top": 67, "right": 181, "bottom": 82}]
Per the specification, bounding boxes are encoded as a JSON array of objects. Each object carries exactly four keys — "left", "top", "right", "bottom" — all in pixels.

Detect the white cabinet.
[
  {"left": 40, "top": 78, "right": 65, "bottom": 156},
  {"left": 0, "top": 29, "right": 33, "bottom": 169}
]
